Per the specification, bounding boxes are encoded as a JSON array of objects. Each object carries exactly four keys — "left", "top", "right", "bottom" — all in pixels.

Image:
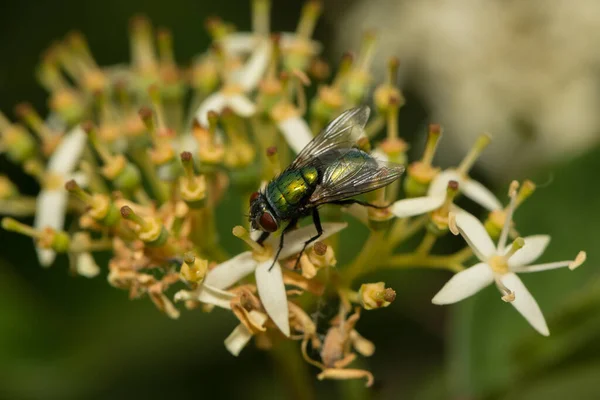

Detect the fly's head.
[{"left": 249, "top": 191, "right": 279, "bottom": 233}]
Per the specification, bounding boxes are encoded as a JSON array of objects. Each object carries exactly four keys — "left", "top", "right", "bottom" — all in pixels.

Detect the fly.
[{"left": 249, "top": 105, "right": 404, "bottom": 270}]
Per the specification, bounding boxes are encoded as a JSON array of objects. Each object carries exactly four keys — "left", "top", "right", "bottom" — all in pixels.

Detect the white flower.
[
  {"left": 221, "top": 32, "right": 321, "bottom": 60},
  {"left": 391, "top": 193, "right": 447, "bottom": 219},
  {"left": 392, "top": 179, "right": 467, "bottom": 221},
  {"left": 34, "top": 126, "right": 87, "bottom": 266},
  {"left": 204, "top": 222, "right": 347, "bottom": 337},
  {"left": 73, "top": 252, "right": 100, "bottom": 278},
  {"left": 428, "top": 169, "right": 502, "bottom": 212},
  {"left": 174, "top": 283, "right": 236, "bottom": 310},
  {"left": 432, "top": 185, "right": 586, "bottom": 335},
  {"left": 224, "top": 310, "right": 268, "bottom": 356},
  {"left": 195, "top": 39, "right": 271, "bottom": 127},
  {"left": 275, "top": 113, "right": 313, "bottom": 154}
]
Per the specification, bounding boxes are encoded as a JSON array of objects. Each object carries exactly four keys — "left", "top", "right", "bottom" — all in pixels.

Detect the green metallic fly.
[{"left": 249, "top": 105, "right": 404, "bottom": 270}]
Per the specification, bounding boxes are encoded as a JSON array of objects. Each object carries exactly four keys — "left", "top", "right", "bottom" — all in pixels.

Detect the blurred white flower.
[
  {"left": 194, "top": 42, "right": 268, "bottom": 126},
  {"left": 335, "top": 0, "right": 600, "bottom": 179},
  {"left": 34, "top": 126, "right": 86, "bottom": 266}
]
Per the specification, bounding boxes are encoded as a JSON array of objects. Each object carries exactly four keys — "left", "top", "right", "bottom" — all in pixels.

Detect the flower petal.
[
  {"left": 461, "top": 178, "right": 502, "bottom": 211},
  {"left": 391, "top": 195, "right": 445, "bottom": 218},
  {"left": 428, "top": 169, "right": 462, "bottom": 197},
  {"left": 204, "top": 251, "right": 256, "bottom": 289},
  {"left": 34, "top": 189, "right": 68, "bottom": 267},
  {"left": 34, "top": 190, "right": 68, "bottom": 232},
  {"left": 36, "top": 248, "right": 56, "bottom": 268},
  {"left": 174, "top": 284, "right": 235, "bottom": 309},
  {"left": 232, "top": 39, "right": 271, "bottom": 92},
  {"left": 221, "top": 32, "right": 258, "bottom": 55},
  {"left": 501, "top": 273, "right": 549, "bottom": 336},
  {"left": 75, "top": 252, "right": 100, "bottom": 278},
  {"left": 279, "top": 32, "right": 323, "bottom": 55},
  {"left": 255, "top": 260, "right": 290, "bottom": 337},
  {"left": 508, "top": 235, "right": 551, "bottom": 268},
  {"left": 276, "top": 222, "right": 347, "bottom": 260},
  {"left": 227, "top": 94, "right": 256, "bottom": 118},
  {"left": 455, "top": 211, "right": 496, "bottom": 261},
  {"left": 432, "top": 263, "right": 494, "bottom": 304},
  {"left": 196, "top": 92, "right": 228, "bottom": 126},
  {"left": 48, "top": 126, "right": 87, "bottom": 174},
  {"left": 224, "top": 310, "right": 268, "bottom": 356},
  {"left": 277, "top": 116, "right": 313, "bottom": 154}
]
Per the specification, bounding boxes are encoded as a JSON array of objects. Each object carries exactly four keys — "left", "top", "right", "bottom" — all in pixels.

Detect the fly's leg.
[
  {"left": 268, "top": 218, "right": 298, "bottom": 272},
  {"left": 331, "top": 199, "right": 390, "bottom": 209},
  {"left": 293, "top": 209, "right": 323, "bottom": 270},
  {"left": 257, "top": 231, "right": 270, "bottom": 245}
]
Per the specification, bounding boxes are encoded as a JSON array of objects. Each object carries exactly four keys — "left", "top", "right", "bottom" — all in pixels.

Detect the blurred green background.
[{"left": 1, "top": 1, "right": 599, "bottom": 399}]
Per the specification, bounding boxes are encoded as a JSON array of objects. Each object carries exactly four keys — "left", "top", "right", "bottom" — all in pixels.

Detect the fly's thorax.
[{"left": 266, "top": 167, "right": 319, "bottom": 216}]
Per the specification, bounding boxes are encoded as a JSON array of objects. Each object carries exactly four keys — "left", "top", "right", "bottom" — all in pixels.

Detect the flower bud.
[{"left": 180, "top": 252, "right": 208, "bottom": 286}]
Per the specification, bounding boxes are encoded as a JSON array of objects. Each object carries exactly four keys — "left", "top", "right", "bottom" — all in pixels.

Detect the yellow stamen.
[
  {"left": 332, "top": 53, "right": 353, "bottom": 89},
  {"left": 266, "top": 146, "right": 281, "bottom": 177},
  {"left": 157, "top": 28, "right": 175, "bottom": 65},
  {"left": 516, "top": 180, "right": 536, "bottom": 207},
  {"left": 386, "top": 97, "right": 399, "bottom": 140},
  {"left": 120, "top": 205, "right": 151, "bottom": 231},
  {"left": 252, "top": 0, "right": 271, "bottom": 35},
  {"left": 82, "top": 121, "right": 115, "bottom": 165},
  {"left": 297, "top": 1, "right": 322, "bottom": 39},
  {"left": 422, "top": 124, "right": 442, "bottom": 166},
  {"left": 356, "top": 31, "right": 377, "bottom": 71},
  {"left": 65, "top": 179, "right": 94, "bottom": 204},
  {"left": 14, "top": 103, "right": 55, "bottom": 143},
  {"left": 506, "top": 237, "right": 525, "bottom": 258},
  {"left": 232, "top": 225, "right": 266, "bottom": 254},
  {"left": 1, "top": 217, "right": 39, "bottom": 238},
  {"left": 457, "top": 133, "right": 492, "bottom": 175},
  {"left": 569, "top": 251, "right": 587, "bottom": 270}
]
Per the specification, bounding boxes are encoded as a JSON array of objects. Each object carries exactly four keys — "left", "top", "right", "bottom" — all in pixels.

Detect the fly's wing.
[
  {"left": 288, "top": 105, "right": 370, "bottom": 170},
  {"left": 309, "top": 155, "right": 404, "bottom": 205}
]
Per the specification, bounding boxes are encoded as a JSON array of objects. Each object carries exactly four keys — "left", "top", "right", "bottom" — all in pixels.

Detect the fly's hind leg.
[
  {"left": 293, "top": 209, "right": 323, "bottom": 270},
  {"left": 330, "top": 199, "right": 389, "bottom": 209}
]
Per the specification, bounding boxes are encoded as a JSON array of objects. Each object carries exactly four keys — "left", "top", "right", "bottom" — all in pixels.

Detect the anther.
[
  {"left": 120, "top": 205, "right": 151, "bottom": 231},
  {"left": 569, "top": 251, "right": 587, "bottom": 270}
]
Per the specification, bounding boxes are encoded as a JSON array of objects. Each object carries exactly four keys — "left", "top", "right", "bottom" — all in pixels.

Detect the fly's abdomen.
[{"left": 267, "top": 167, "right": 319, "bottom": 216}]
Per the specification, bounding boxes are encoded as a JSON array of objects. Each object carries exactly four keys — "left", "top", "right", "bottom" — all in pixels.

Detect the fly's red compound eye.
[
  {"left": 249, "top": 191, "right": 260, "bottom": 205},
  {"left": 259, "top": 212, "right": 278, "bottom": 232}
]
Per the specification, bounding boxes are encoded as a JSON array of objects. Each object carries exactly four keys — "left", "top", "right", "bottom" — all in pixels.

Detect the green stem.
[
  {"left": 388, "top": 215, "right": 428, "bottom": 247},
  {"left": 384, "top": 253, "right": 464, "bottom": 273},
  {"left": 416, "top": 231, "right": 437, "bottom": 255},
  {"left": 131, "top": 149, "right": 169, "bottom": 205},
  {"left": 343, "top": 230, "right": 386, "bottom": 284},
  {"left": 452, "top": 246, "right": 474, "bottom": 263}
]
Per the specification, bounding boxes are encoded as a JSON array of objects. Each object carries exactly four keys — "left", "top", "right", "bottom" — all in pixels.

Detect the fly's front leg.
[
  {"left": 331, "top": 199, "right": 389, "bottom": 209},
  {"left": 256, "top": 231, "right": 270, "bottom": 245},
  {"left": 268, "top": 218, "right": 298, "bottom": 272},
  {"left": 293, "top": 209, "right": 323, "bottom": 270}
]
